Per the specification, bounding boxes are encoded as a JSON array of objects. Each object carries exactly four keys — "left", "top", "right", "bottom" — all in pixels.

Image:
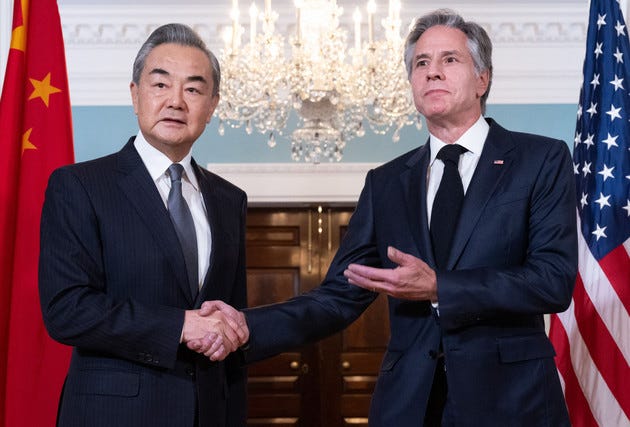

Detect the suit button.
[{"left": 185, "top": 367, "right": 195, "bottom": 377}]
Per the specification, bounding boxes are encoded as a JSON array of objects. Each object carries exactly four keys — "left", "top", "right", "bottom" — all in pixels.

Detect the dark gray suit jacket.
[
  {"left": 244, "top": 119, "right": 577, "bottom": 426},
  {"left": 39, "top": 138, "right": 248, "bottom": 427}
]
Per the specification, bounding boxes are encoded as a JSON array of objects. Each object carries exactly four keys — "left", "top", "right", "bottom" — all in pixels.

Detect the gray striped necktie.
[{"left": 167, "top": 163, "right": 198, "bottom": 299}]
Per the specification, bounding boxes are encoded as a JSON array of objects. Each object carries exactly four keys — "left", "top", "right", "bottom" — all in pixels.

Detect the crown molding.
[
  {"left": 51, "top": 1, "right": 588, "bottom": 105},
  {"left": 207, "top": 162, "right": 379, "bottom": 204}
]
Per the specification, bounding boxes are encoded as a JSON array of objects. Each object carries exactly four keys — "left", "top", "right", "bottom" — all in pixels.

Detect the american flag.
[{"left": 548, "top": 0, "right": 630, "bottom": 426}]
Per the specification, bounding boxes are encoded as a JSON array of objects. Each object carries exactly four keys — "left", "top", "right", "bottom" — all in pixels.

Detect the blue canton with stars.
[{"left": 574, "top": 0, "right": 630, "bottom": 260}]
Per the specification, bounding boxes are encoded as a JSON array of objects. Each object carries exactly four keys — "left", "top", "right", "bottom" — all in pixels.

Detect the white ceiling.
[{"left": 2, "top": 0, "right": 607, "bottom": 106}]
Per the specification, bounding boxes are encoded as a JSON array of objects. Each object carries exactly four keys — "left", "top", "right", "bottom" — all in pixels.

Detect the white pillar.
[{"left": 1, "top": 0, "right": 14, "bottom": 89}]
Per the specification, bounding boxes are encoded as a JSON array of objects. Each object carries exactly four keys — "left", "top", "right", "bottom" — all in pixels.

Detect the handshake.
[{"left": 181, "top": 301, "right": 249, "bottom": 361}]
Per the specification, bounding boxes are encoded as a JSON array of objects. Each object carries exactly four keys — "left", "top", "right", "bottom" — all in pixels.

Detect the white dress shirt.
[
  {"left": 426, "top": 116, "right": 489, "bottom": 225},
  {"left": 427, "top": 116, "right": 488, "bottom": 310},
  {"left": 134, "top": 132, "right": 212, "bottom": 290}
]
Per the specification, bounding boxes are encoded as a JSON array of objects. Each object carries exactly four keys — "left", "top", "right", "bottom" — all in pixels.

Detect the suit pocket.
[
  {"left": 497, "top": 333, "right": 556, "bottom": 363},
  {"left": 75, "top": 369, "right": 140, "bottom": 397}
]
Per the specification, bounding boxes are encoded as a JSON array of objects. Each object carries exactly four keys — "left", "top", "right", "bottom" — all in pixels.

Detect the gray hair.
[
  {"left": 132, "top": 23, "right": 221, "bottom": 97},
  {"left": 404, "top": 9, "right": 493, "bottom": 113}
]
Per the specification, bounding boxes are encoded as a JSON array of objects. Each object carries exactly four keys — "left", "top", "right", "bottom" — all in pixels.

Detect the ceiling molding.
[
  {"left": 207, "top": 162, "right": 379, "bottom": 204},
  {"left": 56, "top": 1, "right": 589, "bottom": 105}
]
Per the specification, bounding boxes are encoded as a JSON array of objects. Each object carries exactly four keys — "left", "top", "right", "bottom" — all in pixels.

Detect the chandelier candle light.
[{"left": 217, "top": 0, "right": 419, "bottom": 163}]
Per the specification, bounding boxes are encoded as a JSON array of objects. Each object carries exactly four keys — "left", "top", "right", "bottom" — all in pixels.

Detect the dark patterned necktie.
[
  {"left": 430, "top": 144, "right": 467, "bottom": 269},
  {"left": 167, "top": 164, "right": 198, "bottom": 298}
]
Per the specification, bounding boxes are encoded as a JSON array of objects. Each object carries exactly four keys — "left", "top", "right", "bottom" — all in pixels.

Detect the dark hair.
[
  {"left": 404, "top": 9, "right": 493, "bottom": 113},
  {"left": 132, "top": 23, "right": 221, "bottom": 97}
]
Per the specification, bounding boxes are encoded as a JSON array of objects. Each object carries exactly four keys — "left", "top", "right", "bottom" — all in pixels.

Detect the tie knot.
[
  {"left": 437, "top": 144, "right": 467, "bottom": 165},
  {"left": 168, "top": 163, "right": 184, "bottom": 183}
]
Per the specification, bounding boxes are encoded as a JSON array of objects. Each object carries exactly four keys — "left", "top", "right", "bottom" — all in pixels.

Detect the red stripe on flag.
[
  {"left": 549, "top": 314, "right": 599, "bottom": 427},
  {"left": 598, "top": 244, "right": 630, "bottom": 315},
  {"left": 573, "top": 273, "right": 630, "bottom": 419},
  {"left": 0, "top": 0, "right": 74, "bottom": 425}
]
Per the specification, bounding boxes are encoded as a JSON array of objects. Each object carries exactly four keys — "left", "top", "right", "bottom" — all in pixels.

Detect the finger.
[
  {"left": 208, "top": 345, "right": 227, "bottom": 361},
  {"left": 220, "top": 324, "right": 240, "bottom": 353},
  {"left": 346, "top": 263, "right": 393, "bottom": 283},
  {"left": 237, "top": 320, "right": 250, "bottom": 345},
  {"left": 187, "top": 339, "right": 202, "bottom": 351},
  {"left": 189, "top": 333, "right": 216, "bottom": 354},
  {"left": 344, "top": 268, "right": 382, "bottom": 292},
  {"left": 203, "top": 334, "right": 224, "bottom": 357},
  {"left": 216, "top": 310, "right": 248, "bottom": 346},
  {"left": 200, "top": 300, "right": 227, "bottom": 316},
  {"left": 387, "top": 246, "right": 406, "bottom": 264},
  {"left": 387, "top": 246, "right": 418, "bottom": 266}
]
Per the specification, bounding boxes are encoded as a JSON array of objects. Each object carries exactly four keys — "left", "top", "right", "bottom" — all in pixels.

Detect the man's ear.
[
  {"left": 476, "top": 70, "right": 490, "bottom": 98},
  {"left": 130, "top": 82, "right": 139, "bottom": 114},
  {"left": 206, "top": 93, "right": 220, "bottom": 123}
]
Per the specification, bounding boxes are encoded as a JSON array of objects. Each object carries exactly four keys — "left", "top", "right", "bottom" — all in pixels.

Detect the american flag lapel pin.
[{"left": 493, "top": 160, "right": 504, "bottom": 165}]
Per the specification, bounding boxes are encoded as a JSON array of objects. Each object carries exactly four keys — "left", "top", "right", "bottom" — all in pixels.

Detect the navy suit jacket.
[
  {"left": 39, "top": 138, "right": 248, "bottom": 427},
  {"left": 244, "top": 119, "right": 578, "bottom": 426}
]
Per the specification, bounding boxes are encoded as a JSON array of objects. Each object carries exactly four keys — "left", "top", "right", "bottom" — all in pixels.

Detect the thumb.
[
  {"left": 387, "top": 246, "right": 412, "bottom": 266},
  {"left": 200, "top": 300, "right": 227, "bottom": 316}
]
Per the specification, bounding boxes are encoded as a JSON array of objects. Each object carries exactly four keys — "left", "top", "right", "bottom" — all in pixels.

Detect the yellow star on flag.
[
  {"left": 22, "top": 128, "right": 37, "bottom": 155},
  {"left": 29, "top": 72, "right": 61, "bottom": 107}
]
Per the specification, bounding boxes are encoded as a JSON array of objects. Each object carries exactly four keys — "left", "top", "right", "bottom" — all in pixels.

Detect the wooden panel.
[
  {"left": 342, "top": 375, "right": 378, "bottom": 393},
  {"left": 247, "top": 269, "right": 298, "bottom": 306},
  {"left": 247, "top": 418, "right": 299, "bottom": 427},
  {"left": 343, "top": 293, "right": 389, "bottom": 351},
  {"left": 343, "top": 418, "right": 368, "bottom": 427},
  {"left": 341, "top": 394, "right": 372, "bottom": 416},
  {"left": 246, "top": 226, "right": 300, "bottom": 246},
  {"left": 245, "top": 206, "right": 390, "bottom": 427},
  {"left": 248, "top": 395, "right": 301, "bottom": 417},
  {"left": 246, "top": 208, "right": 320, "bottom": 426}
]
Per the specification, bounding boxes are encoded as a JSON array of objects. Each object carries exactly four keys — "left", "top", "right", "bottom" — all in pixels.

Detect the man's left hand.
[{"left": 344, "top": 246, "right": 438, "bottom": 302}]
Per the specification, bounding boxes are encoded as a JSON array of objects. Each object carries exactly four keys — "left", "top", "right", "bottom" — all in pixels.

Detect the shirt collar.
[
  {"left": 133, "top": 131, "right": 200, "bottom": 191},
  {"left": 429, "top": 116, "right": 489, "bottom": 164}
]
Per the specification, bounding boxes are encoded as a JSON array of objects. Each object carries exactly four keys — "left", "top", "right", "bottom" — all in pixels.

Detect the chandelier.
[{"left": 216, "top": 0, "right": 419, "bottom": 163}]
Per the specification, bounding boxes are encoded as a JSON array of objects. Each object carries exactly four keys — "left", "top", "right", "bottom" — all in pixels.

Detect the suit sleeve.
[
  {"left": 38, "top": 167, "right": 184, "bottom": 369},
  {"left": 437, "top": 139, "right": 578, "bottom": 331}
]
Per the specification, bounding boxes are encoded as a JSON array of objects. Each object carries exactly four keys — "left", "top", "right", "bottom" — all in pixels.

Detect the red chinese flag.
[{"left": 0, "top": 0, "right": 74, "bottom": 425}]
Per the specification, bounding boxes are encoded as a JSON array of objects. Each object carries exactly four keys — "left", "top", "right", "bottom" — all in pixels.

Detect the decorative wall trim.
[
  {"left": 54, "top": 1, "right": 590, "bottom": 106},
  {"left": 207, "top": 162, "right": 380, "bottom": 204}
]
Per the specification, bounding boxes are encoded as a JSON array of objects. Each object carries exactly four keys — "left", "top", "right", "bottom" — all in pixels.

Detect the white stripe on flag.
[
  {"left": 557, "top": 301, "right": 630, "bottom": 426},
  {"left": 577, "top": 214, "right": 630, "bottom": 362}
]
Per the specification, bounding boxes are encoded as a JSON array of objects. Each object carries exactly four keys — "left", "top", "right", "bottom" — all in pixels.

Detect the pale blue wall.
[{"left": 72, "top": 103, "right": 577, "bottom": 163}]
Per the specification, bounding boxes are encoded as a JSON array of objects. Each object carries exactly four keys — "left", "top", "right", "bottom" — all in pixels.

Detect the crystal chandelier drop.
[{"left": 216, "top": 0, "right": 420, "bottom": 163}]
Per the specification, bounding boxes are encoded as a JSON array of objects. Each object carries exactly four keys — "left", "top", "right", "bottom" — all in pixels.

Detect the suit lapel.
[
  {"left": 447, "top": 121, "right": 516, "bottom": 268},
  {"left": 193, "top": 161, "right": 232, "bottom": 306},
  {"left": 116, "top": 138, "right": 196, "bottom": 305},
  {"left": 400, "top": 144, "right": 435, "bottom": 265}
]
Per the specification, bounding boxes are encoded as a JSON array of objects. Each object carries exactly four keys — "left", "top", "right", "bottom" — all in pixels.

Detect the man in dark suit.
[
  {"left": 39, "top": 23, "right": 249, "bottom": 427},
  {"left": 198, "top": 8, "right": 578, "bottom": 427}
]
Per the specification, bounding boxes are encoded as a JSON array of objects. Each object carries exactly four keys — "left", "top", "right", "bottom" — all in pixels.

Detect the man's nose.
[
  {"left": 168, "top": 87, "right": 185, "bottom": 108},
  {"left": 426, "top": 63, "right": 444, "bottom": 80}
]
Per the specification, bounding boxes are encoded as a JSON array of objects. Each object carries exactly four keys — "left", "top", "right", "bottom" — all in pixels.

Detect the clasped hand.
[{"left": 182, "top": 301, "right": 249, "bottom": 361}]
